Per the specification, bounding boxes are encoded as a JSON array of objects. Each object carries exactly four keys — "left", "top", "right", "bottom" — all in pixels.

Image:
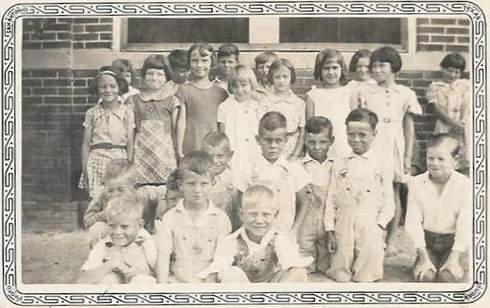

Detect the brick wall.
[
  {"left": 23, "top": 18, "right": 113, "bottom": 49},
  {"left": 417, "top": 18, "right": 470, "bottom": 52},
  {"left": 21, "top": 17, "right": 470, "bottom": 202}
]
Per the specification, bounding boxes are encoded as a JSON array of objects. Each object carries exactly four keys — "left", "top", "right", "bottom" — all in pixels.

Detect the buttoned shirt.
[
  {"left": 324, "top": 151, "right": 394, "bottom": 231},
  {"left": 83, "top": 97, "right": 135, "bottom": 146},
  {"left": 405, "top": 171, "right": 471, "bottom": 252},
  {"left": 155, "top": 199, "right": 231, "bottom": 282},
  {"left": 236, "top": 155, "right": 311, "bottom": 230},
  {"left": 265, "top": 90, "right": 306, "bottom": 133}
]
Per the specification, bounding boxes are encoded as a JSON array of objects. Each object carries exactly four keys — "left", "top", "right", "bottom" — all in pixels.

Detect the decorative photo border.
[{"left": 1, "top": 0, "right": 487, "bottom": 306}]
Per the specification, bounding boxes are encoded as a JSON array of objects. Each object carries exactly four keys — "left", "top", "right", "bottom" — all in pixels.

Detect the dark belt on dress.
[{"left": 90, "top": 143, "right": 127, "bottom": 151}]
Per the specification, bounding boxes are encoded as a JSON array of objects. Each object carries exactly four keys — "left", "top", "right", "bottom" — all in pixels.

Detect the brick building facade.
[{"left": 21, "top": 16, "right": 471, "bottom": 201}]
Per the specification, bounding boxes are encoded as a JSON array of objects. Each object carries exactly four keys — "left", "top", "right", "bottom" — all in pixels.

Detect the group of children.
[{"left": 78, "top": 42, "right": 471, "bottom": 284}]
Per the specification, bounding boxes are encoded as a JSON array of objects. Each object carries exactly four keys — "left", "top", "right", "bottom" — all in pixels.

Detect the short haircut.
[
  {"left": 241, "top": 185, "right": 277, "bottom": 212},
  {"left": 305, "top": 116, "right": 334, "bottom": 137},
  {"left": 345, "top": 107, "right": 379, "bottom": 129},
  {"left": 440, "top": 52, "right": 466, "bottom": 72},
  {"left": 112, "top": 58, "right": 136, "bottom": 84},
  {"left": 313, "top": 49, "right": 347, "bottom": 81},
  {"left": 189, "top": 42, "right": 215, "bottom": 65},
  {"left": 105, "top": 192, "right": 144, "bottom": 221},
  {"left": 349, "top": 49, "right": 372, "bottom": 72},
  {"left": 258, "top": 111, "right": 287, "bottom": 135},
  {"left": 255, "top": 51, "right": 279, "bottom": 67},
  {"left": 268, "top": 58, "right": 296, "bottom": 84},
  {"left": 166, "top": 169, "right": 179, "bottom": 192},
  {"left": 103, "top": 159, "right": 133, "bottom": 182},
  {"left": 177, "top": 151, "right": 214, "bottom": 180},
  {"left": 217, "top": 43, "right": 239, "bottom": 60},
  {"left": 426, "top": 133, "right": 460, "bottom": 157},
  {"left": 228, "top": 64, "right": 258, "bottom": 93},
  {"left": 202, "top": 131, "right": 231, "bottom": 152},
  {"left": 370, "top": 46, "right": 402, "bottom": 73},
  {"left": 89, "top": 66, "right": 129, "bottom": 97},
  {"left": 168, "top": 49, "right": 189, "bottom": 71},
  {"left": 141, "top": 54, "right": 171, "bottom": 80}
]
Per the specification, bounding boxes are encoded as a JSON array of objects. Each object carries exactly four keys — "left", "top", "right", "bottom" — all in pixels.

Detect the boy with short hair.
[
  {"left": 202, "top": 131, "right": 240, "bottom": 230},
  {"left": 325, "top": 108, "right": 394, "bottom": 282},
  {"left": 405, "top": 133, "right": 470, "bottom": 282},
  {"left": 254, "top": 51, "right": 278, "bottom": 95},
  {"left": 198, "top": 185, "right": 311, "bottom": 283},
  {"left": 84, "top": 159, "right": 164, "bottom": 247},
  {"left": 299, "top": 116, "right": 336, "bottom": 274},
  {"left": 155, "top": 151, "right": 232, "bottom": 283},
  {"left": 236, "top": 111, "right": 311, "bottom": 233},
  {"left": 79, "top": 193, "right": 157, "bottom": 284},
  {"left": 214, "top": 43, "right": 240, "bottom": 91},
  {"left": 167, "top": 49, "right": 190, "bottom": 93}
]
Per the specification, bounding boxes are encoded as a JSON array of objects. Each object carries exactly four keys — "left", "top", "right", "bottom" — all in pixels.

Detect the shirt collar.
[
  {"left": 347, "top": 150, "right": 374, "bottom": 160},
  {"left": 257, "top": 154, "right": 289, "bottom": 169},
  {"left": 95, "top": 97, "right": 126, "bottom": 118},
  {"left": 137, "top": 88, "right": 173, "bottom": 102},
  {"left": 302, "top": 153, "right": 334, "bottom": 165},
  {"left": 238, "top": 226, "right": 276, "bottom": 248},
  {"left": 104, "top": 228, "right": 151, "bottom": 248},
  {"left": 268, "top": 90, "right": 297, "bottom": 104},
  {"left": 174, "top": 198, "right": 220, "bottom": 217}
]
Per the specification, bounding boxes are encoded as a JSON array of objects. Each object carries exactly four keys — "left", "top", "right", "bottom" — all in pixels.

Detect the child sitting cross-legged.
[
  {"left": 155, "top": 151, "right": 232, "bottom": 283},
  {"left": 405, "top": 133, "right": 471, "bottom": 282},
  {"left": 198, "top": 185, "right": 312, "bottom": 283},
  {"left": 79, "top": 193, "right": 157, "bottom": 284}
]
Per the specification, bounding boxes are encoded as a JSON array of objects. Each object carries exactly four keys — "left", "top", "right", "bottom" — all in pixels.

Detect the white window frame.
[{"left": 117, "top": 16, "right": 409, "bottom": 52}]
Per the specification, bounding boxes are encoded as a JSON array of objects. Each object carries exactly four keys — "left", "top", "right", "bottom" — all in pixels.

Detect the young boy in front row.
[
  {"left": 299, "top": 116, "right": 336, "bottom": 274},
  {"left": 155, "top": 151, "right": 232, "bottom": 283},
  {"left": 235, "top": 111, "right": 311, "bottom": 233},
  {"left": 79, "top": 193, "right": 157, "bottom": 284},
  {"left": 405, "top": 133, "right": 470, "bottom": 282},
  {"left": 198, "top": 185, "right": 312, "bottom": 283},
  {"left": 325, "top": 108, "right": 395, "bottom": 282}
]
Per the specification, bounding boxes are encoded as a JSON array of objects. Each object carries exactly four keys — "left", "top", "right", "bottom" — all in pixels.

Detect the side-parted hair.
[
  {"left": 103, "top": 159, "right": 133, "bottom": 182},
  {"left": 168, "top": 49, "right": 189, "bottom": 71},
  {"left": 105, "top": 192, "right": 144, "bottom": 221},
  {"left": 440, "top": 52, "right": 466, "bottom": 72},
  {"left": 228, "top": 64, "right": 258, "bottom": 93},
  {"left": 177, "top": 151, "right": 214, "bottom": 180},
  {"left": 112, "top": 58, "right": 136, "bottom": 84},
  {"left": 268, "top": 58, "right": 296, "bottom": 84},
  {"left": 349, "top": 49, "right": 371, "bottom": 72},
  {"left": 255, "top": 51, "right": 279, "bottom": 67},
  {"left": 345, "top": 107, "right": 379, "bottom": 130},
  {"left": 305, "top": 116, "right": 334, "bottom": 137},
  {"left": 217, "top": 43, "right": 240, "bottom": 60},
  {"left": 313, "top": 49, "right": 347, "bottom": 82},
  {"left": 141, "top": 54, "right": 171, "bottom": 80},
  {"left": 426, "top": 133, "right": 460, "bottom": 157},
  {"left": 258, "top": 111, "right": 287, "bottom": 135},
  {"left": 89, "top": 66, "right": 129, "bottom": 97},
  {"left": 241, "top": 185, "right": 277, "bottom": 212},
  {"left": 202, "top": 131, "right": 231, "bottom": 152},
  {"left": 370, "top": 46, "right": 402, "bottom": 73}
]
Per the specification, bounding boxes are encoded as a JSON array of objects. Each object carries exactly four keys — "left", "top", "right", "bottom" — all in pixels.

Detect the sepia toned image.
[{"left": 1, "top": 0, "right": 488, "bottom": 306}]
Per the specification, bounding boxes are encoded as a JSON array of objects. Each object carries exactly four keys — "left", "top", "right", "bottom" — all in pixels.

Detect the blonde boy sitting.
[
  {"left": 198, "top": 185, "right": 312, "bottom": 283},
  {"left": 79, "top": 193, "right": 157, "bottom": 284},
  {"left": 405, "top": 133, "right": 471, "bottom": 282}
]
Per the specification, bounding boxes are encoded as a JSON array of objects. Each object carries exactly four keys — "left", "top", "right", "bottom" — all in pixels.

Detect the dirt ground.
[{"left": 21, "top": 202, "right": 422, "bottom": 284}]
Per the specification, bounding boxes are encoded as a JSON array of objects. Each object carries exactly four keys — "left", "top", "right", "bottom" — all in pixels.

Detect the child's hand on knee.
[
  {"left": 440, "top": 251, "right": 464, "bottom": 281},
  {"left": 326, "top": 231, "right": 337, "bottom": 253},
  {"left": 414, "top": 250, "right": 436, "bottom": 282}
]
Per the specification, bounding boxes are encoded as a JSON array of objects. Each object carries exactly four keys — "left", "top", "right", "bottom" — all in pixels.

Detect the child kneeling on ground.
[
  {"left": 79, "top": 193, "right": 157, "bottom": 284},
  {"left": 198, "top": 185, "right": 312, "bottom": 283},
  {"left": 405, "top": 133, "right": 470, "bottom": 282}
]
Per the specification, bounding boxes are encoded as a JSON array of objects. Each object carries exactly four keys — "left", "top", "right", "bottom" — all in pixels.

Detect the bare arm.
[
  {"left": 305, "top": 95, "right": 315, "bottom": 121},
  {"left": 291, "top": 127, "right": 305, "bottom": 160},
  {"left": 403, "top": 113, "right": 415, "bottom": 173},
  {"left": 292, "top": 185, "right": 310, "bottom": 235},
  {"left": 81, "top": 126, "right": 92, "bottom": 180},
  {"left": 176, "top": 103, "right": 187, "bottom": 162},
  {"left": 432, "top": 104, "right": 465, "bottom": 131}
]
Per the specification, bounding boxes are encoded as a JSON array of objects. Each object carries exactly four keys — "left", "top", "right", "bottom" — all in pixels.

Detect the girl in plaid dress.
[{"left": 80, "top": 66, "right": 133, "bottom": 198}]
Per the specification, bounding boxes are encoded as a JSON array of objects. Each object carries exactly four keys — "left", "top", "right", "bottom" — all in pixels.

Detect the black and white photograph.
[{"left": 1, "top": 0, "right": 488, "bottom": 306}]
